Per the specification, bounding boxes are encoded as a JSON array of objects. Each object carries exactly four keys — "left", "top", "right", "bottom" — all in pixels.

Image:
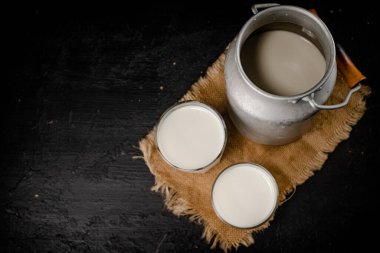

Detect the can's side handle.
[
  {"left": 305, "top": 8, "right": 366, "bottom": 110},
  {"left": 251, "top": 3, "right": 279, "bottom": 14},
  {"left": 303, "top": 84, "right": 361, "bottom": 110}
]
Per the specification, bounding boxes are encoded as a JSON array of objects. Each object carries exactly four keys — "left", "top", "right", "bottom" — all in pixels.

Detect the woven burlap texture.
[{"left": 139, "top": 53, "right": 370, "bottom": 251}]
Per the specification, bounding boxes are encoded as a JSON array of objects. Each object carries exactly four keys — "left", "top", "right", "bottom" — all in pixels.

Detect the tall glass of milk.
[
  {"left": 212, "top": 163, "right": 279, "bottom": 228},
  {"left": 156, "top": 101, "right": 227, "bottom": 172}
]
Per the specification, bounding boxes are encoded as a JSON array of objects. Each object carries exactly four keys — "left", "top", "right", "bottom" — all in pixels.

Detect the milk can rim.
[{"left": 235, "top": 5, "right": 336, "bottom": 101}]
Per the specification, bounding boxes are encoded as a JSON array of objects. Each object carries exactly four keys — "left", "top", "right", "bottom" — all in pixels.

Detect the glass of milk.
[
  {"left": 212, "top": 163, "right": 279, "bottom": 228},
  {"left": 156, "top": 101, "right": 227, "bottom": 172}
]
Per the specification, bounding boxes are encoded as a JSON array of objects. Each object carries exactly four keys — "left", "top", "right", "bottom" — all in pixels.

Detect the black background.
[{"left": 1, "top": 1, "right": 379, "bottom": 252}]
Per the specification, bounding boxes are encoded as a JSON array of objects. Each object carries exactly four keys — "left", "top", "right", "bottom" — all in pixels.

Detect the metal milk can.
[{"left": 225, "top": 4, "right": 360, "bottom": 145}]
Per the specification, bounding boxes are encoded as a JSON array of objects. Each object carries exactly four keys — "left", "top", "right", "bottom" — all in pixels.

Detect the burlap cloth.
[{"left": 139, "top": 53, "right": 370, "bottom": 251}]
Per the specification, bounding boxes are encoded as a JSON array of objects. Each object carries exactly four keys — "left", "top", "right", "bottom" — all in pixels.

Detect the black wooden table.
[{"left": 1, "top": 1, "right": 379, "bottom": 252}]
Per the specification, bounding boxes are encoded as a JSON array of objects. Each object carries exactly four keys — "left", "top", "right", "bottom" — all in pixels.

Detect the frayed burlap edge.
[{"left": 138, "top": 53, "right": 370, "bottom": 252}]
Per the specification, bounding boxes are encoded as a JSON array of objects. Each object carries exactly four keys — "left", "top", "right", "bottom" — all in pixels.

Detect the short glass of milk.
[
  {"left": 212, "top": 163, "right": 279, "bottom": 228},
  {"left": 156, "top": 101, "right": 227, "bottom": 172}
]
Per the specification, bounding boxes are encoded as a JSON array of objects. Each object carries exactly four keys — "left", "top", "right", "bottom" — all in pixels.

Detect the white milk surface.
[
  {"left": 241, "top": 30, "right": 326, "bottom": 96},
  {"left": 157, "top": 104, "right": 225, "bottom": 171},
  {"left": 212, "top": 163, "right": 278, "bottom": 228}
]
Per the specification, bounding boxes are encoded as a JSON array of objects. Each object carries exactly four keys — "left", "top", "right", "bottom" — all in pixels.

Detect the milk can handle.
[
  {"left": 251, "top": 3, "right": 279, "bottom": 14},
  {"left": 303, "top": 84, "right": 361, "bottom": 110}
]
